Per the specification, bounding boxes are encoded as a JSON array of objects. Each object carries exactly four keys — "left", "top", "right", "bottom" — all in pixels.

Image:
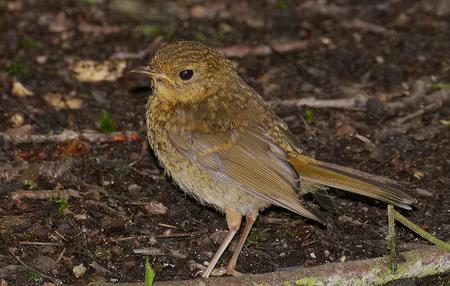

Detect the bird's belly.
[
  {"left": 149, "top": 135, "right": 269, "bottom": 215},
  {"left": 172, "top": 164, "right": 269, "bottom": 215}
]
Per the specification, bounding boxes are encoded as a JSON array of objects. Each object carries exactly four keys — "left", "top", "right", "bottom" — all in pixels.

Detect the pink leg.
[
  {"left": 225, "top": 212, "right": 258, "bottom": 274},
  {"left": 202, "top": 209, "right": 242, "bottom": 278}
]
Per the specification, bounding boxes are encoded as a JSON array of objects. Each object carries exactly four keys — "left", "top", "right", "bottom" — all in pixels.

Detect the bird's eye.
[{"left": 179, "top": 69, "right": 194, "bottom": 81}]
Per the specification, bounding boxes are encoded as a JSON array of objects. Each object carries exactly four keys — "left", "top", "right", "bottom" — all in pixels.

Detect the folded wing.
[{"left": 169, "top": 127, "right": 325, "bottom": 223}]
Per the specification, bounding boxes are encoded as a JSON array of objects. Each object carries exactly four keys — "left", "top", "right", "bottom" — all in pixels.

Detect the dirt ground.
[{"left": 0, "top": 0, "right": 449, "bottom": 285}]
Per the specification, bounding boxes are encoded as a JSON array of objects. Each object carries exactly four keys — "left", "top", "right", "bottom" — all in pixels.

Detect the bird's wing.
[{"left": 168, "top": 127, "right": 324, "bottom": 223}]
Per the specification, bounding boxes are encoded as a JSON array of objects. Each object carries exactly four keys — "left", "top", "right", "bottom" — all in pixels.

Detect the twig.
[
  {"left": 89, "top": 261, "right": 116, "bottom": 277},
  {"left": 0, "top": 158, "right": 75, "bottom": 183},
  {"left": 157, "top": 223, "right": 178, "bottom": 229},
  {"left": 98, "top": 245, "right": 450, "bottom": 286},
  {"left": 9, "top": 248, "right": 62, "bottom": 285},
  {"left": 342, "top": 19, "right": 397, "bottom": 36},
  {"left": 109, "top": 235, "right": 155, "bottom": 243},
  {"left": 128, "top": 140, "right": 148, "bottom": 167},
  {"left": 377, "top": 86, "right": 450, "bottom": 139},
  {"left": 111, "top": 36, "right": 163, "bottom": 60},
  {"left": 1, "top": 129, "right": 141, "bottom": 145},
  {"left": 217, "top": 38, "right": 322, "bottom": 58},
  {"left": 370, "top": 151, "right": 400, "bottom": 172},
  {"left": 384, "top": 81, "right": 449, "bottom": 114},
  {"left": 19, "top": 241, "right": 62, "bottom": 246},
  {"left": 133, "top": 247, "right": 186, "bottom": 259},
  {"left": 272, "top": 97, "right": 366, "bottom": 110},
  {"left": 155, "top": 229, "right": 207, "bottom": 238},
  {"left": 394, "top": 211, "right": 450, "bottom": 252},
  {"left": 387, "top": 205, "right": 397, "bottom": 274},
  {"left": 273, "top": 80, "right": 449, "bottom": 114},
  {"left": 56, "top": 247, "right": 66, "bottom": 264},
  {"left": 10, "top": 189, "right": 80, "bottom": 201},
  {"left": 109, "top": 229, "right": 207, "bottom": 242},
  {"left": 393, "top": 102, "right": 441, "bottom": 125}
]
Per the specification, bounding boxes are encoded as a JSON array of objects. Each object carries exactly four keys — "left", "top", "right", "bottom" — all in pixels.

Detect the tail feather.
[{"left": 290, "top": 154, "right": 417, "bottom": 209}]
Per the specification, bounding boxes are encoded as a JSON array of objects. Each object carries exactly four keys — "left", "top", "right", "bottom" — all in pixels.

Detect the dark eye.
[{"left": 179, "top": 69, "right": 194, "bottom": 80}]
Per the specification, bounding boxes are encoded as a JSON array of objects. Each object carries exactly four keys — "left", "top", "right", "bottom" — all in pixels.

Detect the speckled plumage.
[
  {"left": 145, "top": 41, "right": 319, "bottom": 219},
  {"left": 134, "top": 41, "right": 416, "bottom": 277}
]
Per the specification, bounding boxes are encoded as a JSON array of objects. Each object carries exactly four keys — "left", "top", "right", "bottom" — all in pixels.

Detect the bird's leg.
[
  {"left": 225, "top": 212, "right": 258, "bottom": 275},
  {"left": 202, "top": 208, "right": 242, "bottom": 278}
]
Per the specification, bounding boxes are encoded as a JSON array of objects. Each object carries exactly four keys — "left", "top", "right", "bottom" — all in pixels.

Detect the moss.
[{"left": 295, "top": 277, "right": 315, "bottom": 286}]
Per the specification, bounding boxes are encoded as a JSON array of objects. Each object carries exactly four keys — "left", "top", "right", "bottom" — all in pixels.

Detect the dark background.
[{"left": 0, "top": 0, "right": 449, "bottom": 285}]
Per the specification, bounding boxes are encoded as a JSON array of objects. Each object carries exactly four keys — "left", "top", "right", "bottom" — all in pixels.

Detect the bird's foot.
[{"left": 211, "top": 266, "right": 243, "bottom": 277}]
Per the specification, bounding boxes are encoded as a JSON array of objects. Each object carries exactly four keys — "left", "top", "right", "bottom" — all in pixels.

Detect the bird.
[{"left": 131, "top": 41, "right": 416, "bottom": 278}]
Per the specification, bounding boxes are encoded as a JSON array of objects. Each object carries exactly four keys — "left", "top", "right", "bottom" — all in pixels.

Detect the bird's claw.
[{"left": 211, "top": 267, "right": 243, "bottom": 277}]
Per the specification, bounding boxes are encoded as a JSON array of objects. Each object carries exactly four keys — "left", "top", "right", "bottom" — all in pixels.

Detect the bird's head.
[{"left": 132, "top": 41, "right": 238, "bottom": 104}]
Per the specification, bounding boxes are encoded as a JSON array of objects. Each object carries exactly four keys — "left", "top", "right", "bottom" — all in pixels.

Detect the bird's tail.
[{"left": 289, "top": 154, "right": 417, "bottom": 209}]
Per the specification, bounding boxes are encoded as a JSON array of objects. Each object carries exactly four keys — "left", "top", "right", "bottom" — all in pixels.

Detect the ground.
[{"left": 0, "top": 0, "right": 449, "bottom": 285}]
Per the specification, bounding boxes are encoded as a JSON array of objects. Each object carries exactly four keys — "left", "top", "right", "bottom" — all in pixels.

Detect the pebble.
[{"left": 127, "top": 183, "right": 142, "bottom": 192}]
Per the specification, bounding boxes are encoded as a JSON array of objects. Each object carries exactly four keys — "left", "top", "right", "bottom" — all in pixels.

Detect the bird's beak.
[
  {"left": 130, "top": 66, "right": 161, "bottom": 77},
  {"left": 130, "top": 66, "right": 173, "bottom": 83}
]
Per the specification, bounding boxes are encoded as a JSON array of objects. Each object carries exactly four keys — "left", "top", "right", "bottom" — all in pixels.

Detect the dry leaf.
[
  {"left": 5, "top": 124, "right": 33, "bottom": 136},
  {"left": 111, "top": 131, "right": 141, "bottom": 142},
  {"left": 48, "top": 12, "right": 69, "bottom": 33},
  {"left": 9, "top": 113, "right": 25, "bottom": 127},
  {"left": 440, "top": 119, "right": 450, "bottom": 126},
  {"left": 16, "top": 149, "right": 47, "bottom": 161},
  {"left": 413, "top": 170, "right": 425, "bottom": 180},
  {"left": 55, "top": 138, "right": 90, "bottom": 157},
  {"left": 144, "top": 201, "right": 168, "bottom": 215},
  {"left": 71, "top": 60, "right": 126, "bottom": 82},
  {"left": 43, "top": 92, "right": 83, "bottom": 110},
  {"left": 73, "top": 263, "right": 87, "bottom": 278},
  {"left": 12, "top": 81, "right": 34, "bottom": 97}
]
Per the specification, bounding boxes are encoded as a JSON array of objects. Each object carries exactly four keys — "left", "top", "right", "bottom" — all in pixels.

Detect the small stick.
[
  {"left": 98, "top": 245, "right": 450, "bottom": 286},
  {"left": 387, "top": 205, "right": 397, "bottom": 274},
  {"left": 394, "top": 212, "right": 450, "bottom": 252},
  {"left": 9, "top": 248, "right": 62, "bottom": 285},
  {"left": 56, "top": 247, "right": 66, "bottom": 264},
  {"left": 272, "top": 97, "right": 365, "bottom": 110},
  {"left": 217, "top": 39, "right": 321, "bottom": 58},
  {"left": 1, "top": 129, "right": 140, "bottom": 145},
  {"left": 19, "top": 241, "right": 62, "bottom": 246},
  {"left": 109, "top": 229, "right": 207, "bottom": 242},
  {"left": 155, "top": 229, "right": 207, "bottom": 238},
  {"left": 157, "top": 223, "right": 178, "bottom": 229},
  {"left": 111, "top": 36, "right": 163, "bottom": 60}
]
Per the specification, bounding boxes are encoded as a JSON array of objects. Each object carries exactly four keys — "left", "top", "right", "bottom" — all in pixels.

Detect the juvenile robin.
[{"left": 132, "top": 41, "right": 416, "bottom": 278}]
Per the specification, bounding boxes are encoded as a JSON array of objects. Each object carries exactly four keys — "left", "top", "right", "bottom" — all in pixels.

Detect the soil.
[{"left": 0, "top": 0, "right": 449, "bottom": 285}]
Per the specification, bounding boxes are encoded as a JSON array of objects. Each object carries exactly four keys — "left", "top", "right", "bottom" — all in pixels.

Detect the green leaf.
[
  {"left": 23, "top": 180, "right": 38, "bottom": 189},
  {"left": 194, "top": 32, "right": 207, "bottom": 42},
  {"left": 98, "top": 112, "right": 117, "bottom": 134},
  {"left": 137, "top": 25, "right": 163, "bottom": 37},
  {"left": 430, "top": 82, "right": 450, "bottom": 91},
  {"left": 7, "top": 59, "right": 28, "bottom": 76},
  {"left": 83, "top": 0, "right": 100, "bottom": 4},
  {"left": 135, "top": 25, "right": 175, "bottom": 40},
  {"left": 56, "top": 197, "right": 69, "bottom": 213},
  {"left": 28, "top": 270, "right": 41, "bottom": 282},
  {"left": 144, "top": 257, "right": 155, "bottom": 286},
  {"left": 305, "top": 109, "right": 314, "bottom": 123},
  {"left": 275, "top": 0, "right": 288, "bottom": 9},
  {"left": 19, "top": 37, "right": 43, "bottom": 50}
]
